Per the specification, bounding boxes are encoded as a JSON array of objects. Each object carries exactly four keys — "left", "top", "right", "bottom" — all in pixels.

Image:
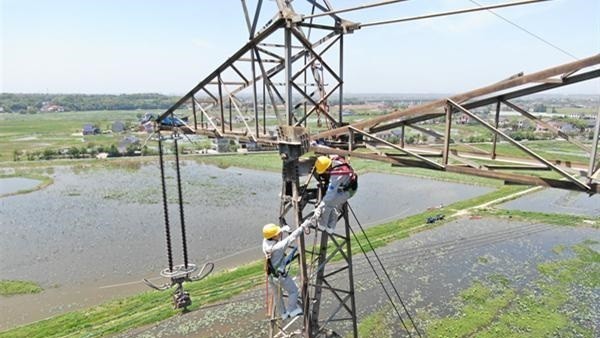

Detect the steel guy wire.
[
  {"left": 348, "top": 203, "right": 423, "bottom": 338},
  {"left": 468, "top": 0, "right": 579, "bottom": 60}
]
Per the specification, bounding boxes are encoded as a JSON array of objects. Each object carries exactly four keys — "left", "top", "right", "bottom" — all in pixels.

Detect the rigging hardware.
[{"left": 143, "top": 126, "right": 214, "bottom": 310}]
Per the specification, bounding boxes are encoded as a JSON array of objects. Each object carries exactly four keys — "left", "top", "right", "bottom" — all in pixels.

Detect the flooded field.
[
  {"left": 0, "top": 177, "right": 41, "bottom": 195},
  {"left": 500, "top": 188, "right": 600, "bottom": 217},
  {"left": 118, "top": 217, "right": 600, "bottom": 337},
  {"left": 0, "top": 162, "right": 492, "bottom": 329}
]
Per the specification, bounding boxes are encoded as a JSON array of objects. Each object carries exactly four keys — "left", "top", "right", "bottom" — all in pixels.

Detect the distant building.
[
  {"left": 111, "top": 121, "right": 126, "bottom": 133},
  {"left": 82, "top": 124, "right": 100, "bottom": 135},
  {"left": 41, "top": 102, "right": 65, "bottom": 112},
  {"left": 140, "top": 121, "right": 154, "bottom": 133},
  {"left": 246, "top": 141, "right": 261, "bottom": 151},
  {"left": 118, "top": 136, "right": 140, "bottom": 153},
  {"left": 212, "top": 138, "right": 236, "bottom": 153}
]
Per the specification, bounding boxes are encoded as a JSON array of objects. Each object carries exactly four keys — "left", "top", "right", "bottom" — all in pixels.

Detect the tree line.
[{"left": 0, "top": 93, "right": 179, "bottom": 113}]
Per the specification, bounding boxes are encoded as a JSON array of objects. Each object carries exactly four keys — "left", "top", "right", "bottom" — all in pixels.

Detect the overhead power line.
[
  {"left": 468, "top": 0, "right": 579, "bottom": 60},
  {"left": 303, "top": 0, "right": 410, "bottom": 19},
  {"left": 358, "top": 0, "right": 549, "bottom": 28}
]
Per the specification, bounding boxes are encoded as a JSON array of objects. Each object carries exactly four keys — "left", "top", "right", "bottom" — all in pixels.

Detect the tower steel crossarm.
[{"left": 149, "top": 1, "right": 600, "bottom": 337}]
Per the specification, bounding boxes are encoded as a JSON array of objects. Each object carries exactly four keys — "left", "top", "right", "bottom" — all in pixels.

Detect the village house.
[
  {"left": 82, "top": 124, "right": 100, "bottom": 135},
  {"left": 40, "top": 102, "right": 65, "bottom": 112}
]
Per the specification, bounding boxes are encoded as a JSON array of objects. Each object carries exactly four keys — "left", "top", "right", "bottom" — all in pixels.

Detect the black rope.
[
  {"left": 173, "top": 128, "right": 189, "bottom": 268},
  {"left": 157, "top": 131, "right": 174, "bottom": 272},
  {"left": 347, "top": 219, "right": 413, "bottom": 337},
  {"left": 348, "top": 203, "right": 423, "bottom": 338}
]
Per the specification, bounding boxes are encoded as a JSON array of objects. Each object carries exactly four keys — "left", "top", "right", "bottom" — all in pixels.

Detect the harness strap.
[{"left": 265, "top": 243, "right": 288, "bottom": 277}]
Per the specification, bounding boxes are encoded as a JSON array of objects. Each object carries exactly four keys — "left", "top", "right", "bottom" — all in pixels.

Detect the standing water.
[
  {"left": 0, "top": 162, "right": 491, "bottom": 329},
  {"left": 0, "top": 177, "right": 41, "bottom": 195}
]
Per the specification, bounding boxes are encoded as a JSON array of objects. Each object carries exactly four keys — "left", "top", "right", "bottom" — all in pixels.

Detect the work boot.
[{"left": 288, "top": 307, "right": 303, "bottom": 318}]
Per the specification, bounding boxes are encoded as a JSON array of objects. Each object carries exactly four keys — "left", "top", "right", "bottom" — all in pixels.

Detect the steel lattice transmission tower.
[{"left": 153, "top": 1, "right": 600, "bottom": 337}]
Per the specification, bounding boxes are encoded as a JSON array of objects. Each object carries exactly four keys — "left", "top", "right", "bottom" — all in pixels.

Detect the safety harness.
[
  {"left": 265, "top": 245, "right": 298, "bottom": 278},
  {"left": 330, "top": 162, "right": 358, "bottom": 193}
]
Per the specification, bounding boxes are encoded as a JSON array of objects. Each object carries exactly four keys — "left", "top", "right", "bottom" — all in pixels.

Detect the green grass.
[
  {"left": 425, "top": 241, "right": 598, "bottom": 338},
  {"left": 0, "top": 262, "right": 265, "bottom": 338},
  {"left": 194, "top": 152, "right": 282, "bottom": 172},
  {"left": 449, "top": 139, "right": 590, "bottom": 164},
  {"left": 477, "top": 208, "right": 600, "bottom": 228},
  {"left": 0, "top": 280, "right": 43, "bottom": 296},
  {"left": 355, "top": 306, "right": 394, "bottom": 338},
  {"left": 0, "top": 110, "right": 151, "bottom": 161},
  {"left": 554, "top": 107, "right": 598, "bottom": 114}
]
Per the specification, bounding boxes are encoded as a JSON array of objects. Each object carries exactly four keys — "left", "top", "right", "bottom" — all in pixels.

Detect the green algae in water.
[
  {"left": 425, "top": 240, "right": 598, "bottom": 338},
  {"left": 0, "top": 280, "right": 43, "bottom": 296}
]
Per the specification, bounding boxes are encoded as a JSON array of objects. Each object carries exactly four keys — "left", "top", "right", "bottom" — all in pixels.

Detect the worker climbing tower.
[
  {"left": 150, "top": 0, "right": 600, "bottom": 336},
  {"left": 276, "top": 125, "right": 357, "bottom": 338}
]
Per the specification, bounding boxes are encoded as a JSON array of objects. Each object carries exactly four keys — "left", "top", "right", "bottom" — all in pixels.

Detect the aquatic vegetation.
[
  {"left": 425, "top": 241, "right": 598, "bottom": 338},
  {"left": 355, "top": 306, "right": 393, "bottom": 338},
  {"left": 478, "top": 208, "right": 600, "bottom": 228},
  {"left": 0, "top": 280, "right": 43, "bottom": 296}
]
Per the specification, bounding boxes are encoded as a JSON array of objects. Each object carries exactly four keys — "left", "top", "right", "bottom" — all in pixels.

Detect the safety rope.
[
  {"left": 348, "top": 203, "right": 423, "bottom": 338},
  {"left": 172, "top": 127, "right": 189, "bottom": 268},
  {"left": 157, "top": 130, "right": 174, "bottom": 272}
]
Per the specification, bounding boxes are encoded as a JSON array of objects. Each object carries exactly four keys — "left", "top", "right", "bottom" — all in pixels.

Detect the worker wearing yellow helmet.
[
  {"left": 312, "top": 155, "right": 358, "bottom": 234},
  {"left": 262, "top": 220, "right": 311, "bottom": 320}
]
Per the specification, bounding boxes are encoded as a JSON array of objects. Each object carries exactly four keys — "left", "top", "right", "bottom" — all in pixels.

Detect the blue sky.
[{"left": 1, "top": 0, "right": 599, "bottom": 94}]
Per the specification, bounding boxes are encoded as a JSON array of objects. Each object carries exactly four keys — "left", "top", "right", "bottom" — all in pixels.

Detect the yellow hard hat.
[
  {"left": 263, "top": 223, "right": 281, "bottom": 239},
  {"left": 315, "top": 156, "right": 332, "bottom": 174}
]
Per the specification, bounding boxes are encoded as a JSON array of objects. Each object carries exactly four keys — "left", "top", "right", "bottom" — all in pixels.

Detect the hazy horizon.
[{"left": 1, "top": 92, "right": 599, "bottom": 98}]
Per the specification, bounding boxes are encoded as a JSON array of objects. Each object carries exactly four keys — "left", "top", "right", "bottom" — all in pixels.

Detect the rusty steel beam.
[
  {"left": 157, "top": 18, "right": 285, "bottom": 123},
  {"left": 446, "top": 165, "right": 600, "bottom": 193},
  {"left": 442, "top": 103, "right": 452, "bottom": 166},
  {"left": 312, "top": 145, "right": 437, "bottom": 169},
  {"left": 313, "top": 145, "right": 599, "bottom": 193},
  {"left": 314, "top": 54, "right": 600, "bottom": 139},
  {"left": 492, "top": 101, "right": 501, "bottom": 159},
  {"left": 462, "top": 69, "right": 600, "bottom": 110},
  {"left": 447, "top": 99, "right": 591, "bottom": 191},
  {"left": 501, "top": 99, "right": 591, "bottom": 153},
  {"left": 349, "top": 126, "right": 444, "bottom": 169}
]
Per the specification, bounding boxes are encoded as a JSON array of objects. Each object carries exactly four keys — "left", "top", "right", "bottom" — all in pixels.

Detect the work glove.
[
  {"left": 313, "top": 207, "right": 322, "bottom": 219},
  {"left": 300, "top": 218, "right": 314, "bottom": 229},
  {"left": 281, "top": 225, "right": 291, "bottom": 233}
]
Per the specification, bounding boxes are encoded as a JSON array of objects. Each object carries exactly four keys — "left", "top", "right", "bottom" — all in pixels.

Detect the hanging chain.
[
  {"left": 172, "top": 126, "right": 189, "bottom": 268},
  {"left": 157, "top": 129, "right": 174, "bottom": 272}
]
